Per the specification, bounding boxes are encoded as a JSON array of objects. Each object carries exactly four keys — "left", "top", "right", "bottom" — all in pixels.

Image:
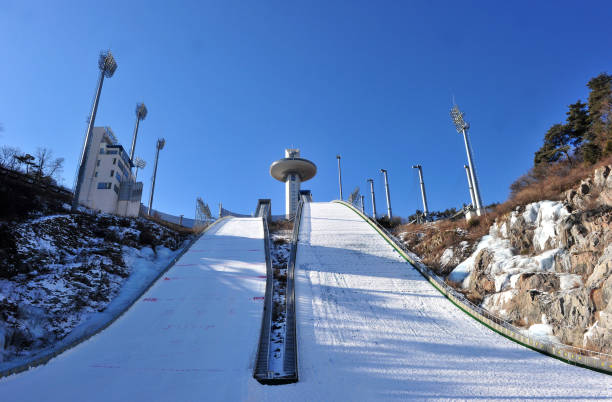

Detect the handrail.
[
  {"left": 0, "top": 216, "right": 229, "bottom": 379},
  {"left": 334, "top": 200, "right": 612, "bottom": 375}
]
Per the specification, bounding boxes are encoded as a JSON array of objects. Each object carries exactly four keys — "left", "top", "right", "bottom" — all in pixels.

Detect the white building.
[{"left": 77, "top": 127, "right": 143, "bottom": 217}]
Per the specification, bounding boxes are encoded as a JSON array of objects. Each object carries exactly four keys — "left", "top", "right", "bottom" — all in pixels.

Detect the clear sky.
[{"left": 1, "top": 1, "right": 611, "bottom": 218}]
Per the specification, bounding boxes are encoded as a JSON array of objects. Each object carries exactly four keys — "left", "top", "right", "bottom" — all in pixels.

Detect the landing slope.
[
  {"left": 250, "top": 202, "right": 611, "bottom": 400},
  {"left": 2, "top": 217, "right": 267, "bottom": 401}
]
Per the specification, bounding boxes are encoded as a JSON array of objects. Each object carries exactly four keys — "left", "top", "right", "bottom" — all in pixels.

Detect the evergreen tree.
[
  {"left": 586, "top": 73, "right": 612, "bottom": 156},
  {"left": 534, "top": 124, "right": 572, "bottom": 164},
  {"left": 565, "top": 100, "right": 589, "bottom": 147}
]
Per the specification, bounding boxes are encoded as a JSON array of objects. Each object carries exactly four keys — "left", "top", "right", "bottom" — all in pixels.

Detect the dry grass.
[{"left": 396, "top": 157, "right": 612, "bottom": 271}]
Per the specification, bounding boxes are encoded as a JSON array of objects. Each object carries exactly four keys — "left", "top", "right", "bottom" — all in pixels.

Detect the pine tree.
[
  {"left": 565, "top": 100, "right": 589, "bottom": 147},
  {"left": 534, "top": 124, "right": 572, "bottom": 164},
  {"left": 586, "top": 73, "right": 612, "bottom": 156}
]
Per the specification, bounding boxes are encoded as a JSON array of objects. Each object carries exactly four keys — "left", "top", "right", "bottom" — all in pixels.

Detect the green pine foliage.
[{"left": 534, "top": 73, "right": 612, "bottom": 166}]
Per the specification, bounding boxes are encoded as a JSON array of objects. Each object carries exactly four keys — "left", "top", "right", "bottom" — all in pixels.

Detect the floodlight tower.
[
  {"left": 336, "top": 154, "right": 343, "bottom": 200},
  {"left": 72, "top": 50, "right": 117, "bottom": 212},
  {"left": 367, "top": 178, "right": 377, "bottom": 219},
  {"left": 412, "top": 165, "right": 429, "bottom": 218},
  {"left": 148, "top": 138, "right": 165, "bottom": 215},
  {"left": 360, "top": 194, "right": 365, "bottom": 214},
  {"left": 464, "top": 164, "right": 476, "bottom": 210},
  {"left": 380, "top": 169, "right": 392, "bottom": 220},
  {"left": 129, "top": 103, "right": 148, "bottom": 162},
  {"left": 133, "top": 157, "right": 146, "bottom": 180},
  {"left": 451, "top": 104, "right": 483, "bottom": 216},
  {"left": 270, "top": 149, "right": 317, "bottom": 218}
]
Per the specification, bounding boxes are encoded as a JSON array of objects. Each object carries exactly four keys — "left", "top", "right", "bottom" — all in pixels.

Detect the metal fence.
[{"left": 334, "top": 200, "right": 612, "bottom": 375}]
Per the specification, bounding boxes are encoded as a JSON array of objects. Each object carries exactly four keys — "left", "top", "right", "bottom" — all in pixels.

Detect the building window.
[
  {"left": 113, "top": 184, "right": 120, "bottom": 195},
  {"left": 110, "top": 169, "right": 114, "bottom": 177},
  {"left": 113, "top": 158, "right": 116, "bottom": 165},
  {"left": 94, "top": 171, "right": 98, "bottom": 178},
  {"left": 100, "top": 148, "right": 104, "bottom": 154},
  {"left": 96, "top": 159, "right": 100, "bottom": 166},
  {"left": 115, "top": 172, "right": 121, "bottom": 182},
  {"left": 97, "top": 182, "right": 111, "bottom": 189}
]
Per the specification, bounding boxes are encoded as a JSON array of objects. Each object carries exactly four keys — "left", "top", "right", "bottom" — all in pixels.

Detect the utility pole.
[
  {"left": 148, "top": 138, "right": 165, "bottom": 216},
  {"left": 464, "top": 164, "right": 476, "bottom": 211},
  {"left": 360, "top": 194, "right": 365, "bottom": 214},
  {"left": 412, "top": 165, "right": 429, "bottom": 219},
  {"left": 380, "top": 169, "right": 392, "bottom": 221},
  {"left": 451, "top": 104, "right": 483, "bottom": 215},
  {"left": 72, "top": 50, "right": 117, "bottom": 212},
  {"left": 367, "top": 178, "right": 377, "bottom": 219},
  {"left": 336, "top": 154, "right": 343, "bottom": 200},
  {"left": 129, "top": 103, "right": 148, "bottom": 162}
]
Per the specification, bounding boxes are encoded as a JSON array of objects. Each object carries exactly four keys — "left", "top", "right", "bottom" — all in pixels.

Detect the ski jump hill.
[{"left": 1, "top": 202, "right": 611, "bottom": 400}]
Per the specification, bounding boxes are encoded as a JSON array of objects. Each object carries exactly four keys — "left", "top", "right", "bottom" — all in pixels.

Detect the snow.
[
  {"left": 532, "top": 201, "right": 569, "bottom": 251},
  {"left": 559, "top": 274, "right": 582, "bottom": 290},
  {"left": 1, "top": 217, "right": 267, "bottom": 401},
  {"left": 2, "top": 207, "right": 610, "bottom": 400},
  {"left": 246, "top": 202, "right": 610, "bottom": 400},
  {"left": 522, "top": 323, "right": 560, "bottom": 344}
]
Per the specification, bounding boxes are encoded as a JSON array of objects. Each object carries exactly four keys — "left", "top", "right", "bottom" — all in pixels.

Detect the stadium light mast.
[
  {"left": 148, "top": 138, "right": 165, "bottom": 216},
  {"left": 133, "top": 157, "right": 146, "bottom": 180},
  {"left": 129, "top": 103, "right": 148, "bottom": 162},
  {"left": 380, "top": 169, "right": 392, "bottom": 220},
  {"left": 412, "top": 165, "right": 429, "bottom": 219},
  {"left": 451, "top": 104, "right": 483, "bottom": 216},
  {"left": 367, "top": 178, "right": 377, "bottom": 219},
  {"left": 72, "top": 50, "right": 117, "bottom": 212},
  {"left": 464, "top": 164, "right": 476, "bottom": 211},
  {"left": 336, "top": 154, "right": 343, "bottom": 200},
  {"left": 360, "top": 194, "right": 365, "bottom": 214}
]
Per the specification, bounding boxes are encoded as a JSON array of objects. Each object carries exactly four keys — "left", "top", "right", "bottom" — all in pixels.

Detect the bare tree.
[
  {"left": 35, "top": 147, "right": 64, "bottom": 182},
  {"left": 0, "top": 145, "right": 21, "bottom": 170}
]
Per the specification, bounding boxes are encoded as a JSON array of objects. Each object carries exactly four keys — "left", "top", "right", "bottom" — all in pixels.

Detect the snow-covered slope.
[
  {"left": 1, "top": 217, "right": 267, "bottom": 401},
  {"left": 246, "top": 202, "right": 611, "bottom": 400}
]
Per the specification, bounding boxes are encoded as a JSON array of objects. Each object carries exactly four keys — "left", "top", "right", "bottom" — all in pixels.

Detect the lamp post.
[
  {"left": 412, "top": 165, "right": 429, "bottom": 219},
  {"left": 148, "top": 138, "right": 165, "bottom": 216},
  {"left": 72, "top": 50, "right": 117, "bottom": 212},
  {"left": 360, "top": 194, "right": 365, "bottom": 214},
  {"left": 451, "top": 104, "right": 483, "bottom": 216},
  {"left": 133, "top": 157, "right": 146, "bottom": 180},
  {"left": 129, "top": 103, "right": 148, "bottom": 162},
  {"left": 380, "top": 169, "right": 392, "bottom": 220},
  {"left": 367, "top": 178, "right": 377, "bottom": 219},
  {"left": 336, "top": 154, "right": 343, "bottom": 200},
  {"left": 464, "top": 164, "right": 476, "bottom": 211}
]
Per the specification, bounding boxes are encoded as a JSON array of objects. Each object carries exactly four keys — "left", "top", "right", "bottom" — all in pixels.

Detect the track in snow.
[
  {"left": 1, "top": 217, "right": 267, "bottom": 401},
  {"left": 246, "top": 202, "right": 611, "bottom": 400}
]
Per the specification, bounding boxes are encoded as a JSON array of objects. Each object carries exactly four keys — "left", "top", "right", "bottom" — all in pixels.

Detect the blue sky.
[{"left": 1, "top": 1, "right": 611, "bottom": 218}]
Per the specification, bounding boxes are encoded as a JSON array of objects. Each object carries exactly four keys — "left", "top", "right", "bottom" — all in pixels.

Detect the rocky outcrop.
[{"left": 448, "top": 165, "right": 612, "bottom": 354}]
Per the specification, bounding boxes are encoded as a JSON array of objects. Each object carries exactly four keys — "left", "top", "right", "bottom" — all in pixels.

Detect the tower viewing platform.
[{"left": 270, "top": 149, "right": 316, "bottom": 218}]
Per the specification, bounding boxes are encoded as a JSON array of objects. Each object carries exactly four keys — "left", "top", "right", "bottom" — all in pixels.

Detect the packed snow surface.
[
  {"left": 1, "top": 217, "right": 267, "bottom": 401},
  {"left": 246, "top": 202, "right": 611, "bottom": 400},
  {"left": 2, "top": 206, "right": 611, "bottom": 400}
]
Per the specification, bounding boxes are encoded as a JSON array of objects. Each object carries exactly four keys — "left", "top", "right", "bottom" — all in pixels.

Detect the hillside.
[{"left": 397, "top": 164, "right": 612, "bottom": 354}]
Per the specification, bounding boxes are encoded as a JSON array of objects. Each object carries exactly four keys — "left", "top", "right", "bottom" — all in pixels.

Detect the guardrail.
[
  {"left": 334, "top": 200, "right": 612, "bottom": 375},
  {"left": 0, "top": 216, "right": 228, "bottom": 379},
  {"left": 253, "top": 200, "right": 301, "bottom": 384}
]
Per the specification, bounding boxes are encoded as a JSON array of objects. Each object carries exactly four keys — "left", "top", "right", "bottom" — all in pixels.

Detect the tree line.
[{"left": 0, "top": 145, "right": 65, "bottom": 185}]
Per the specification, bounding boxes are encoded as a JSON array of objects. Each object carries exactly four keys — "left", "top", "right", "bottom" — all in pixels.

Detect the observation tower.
[{"left": 270, "top": 149, "right": 316, "bottom": 218}]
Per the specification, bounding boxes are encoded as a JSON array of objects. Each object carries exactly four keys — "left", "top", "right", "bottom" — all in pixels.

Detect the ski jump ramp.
[
  {"left": 1, "top": 217, "right": 268, "bottom": 401},
  {"left": 2, "top": 204, "right": 611, "bottom": 400},
  {"left": 248, "top": 202, "right": 611, "bottom": 400}
]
